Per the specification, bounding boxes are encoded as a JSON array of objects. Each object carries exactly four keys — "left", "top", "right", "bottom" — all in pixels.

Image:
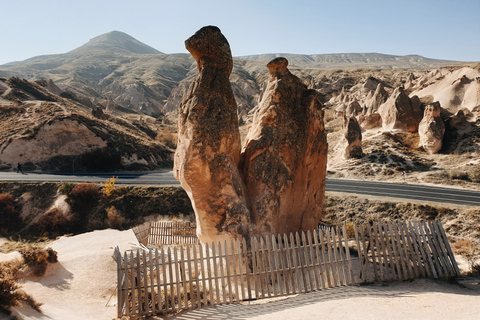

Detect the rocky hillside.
[
  {"left": 0, "top": 31, "right": 470, "bottom": 118},
  {"left": 0, "top": 77, "right": 174, "bottom": 172}
]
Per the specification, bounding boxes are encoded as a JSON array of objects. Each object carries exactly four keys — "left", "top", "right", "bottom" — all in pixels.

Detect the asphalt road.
[{"left": 1, "top": 171, "right": 479, "bottom": 206}]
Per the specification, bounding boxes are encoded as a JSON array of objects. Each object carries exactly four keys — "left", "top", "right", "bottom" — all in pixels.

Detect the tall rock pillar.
[
  {"left": 174, "top": 26, "right": 251, "bottom": 244},
  {"left": 241, "top": 57, "right": 328, "bottom": 235}
]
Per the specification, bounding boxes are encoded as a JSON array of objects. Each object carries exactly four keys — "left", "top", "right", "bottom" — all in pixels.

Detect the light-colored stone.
[
  {"left": 344, "top": 116, "right": 363, "bottom": 158},
  {"left": 241, "top": 57, "right": 328, "bottom": 236},
  {"left": 378, "top": 87, "right": 423, "bottom": 132},
  {"left": 418, "top": 102, "right": 445, "bottom": 154}
]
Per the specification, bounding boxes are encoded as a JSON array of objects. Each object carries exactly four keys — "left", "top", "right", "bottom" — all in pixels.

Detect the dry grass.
[{"left": 0, "top": 241, "right": 57, "bottom": 314}]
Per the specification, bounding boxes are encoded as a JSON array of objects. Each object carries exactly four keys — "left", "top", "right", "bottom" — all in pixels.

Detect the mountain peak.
[{"left": 69, "top": 31, "right": 162, "bottom": 55}]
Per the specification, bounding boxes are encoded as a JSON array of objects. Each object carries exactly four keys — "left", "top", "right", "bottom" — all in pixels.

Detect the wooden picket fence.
[
  {"left": 115, "top": 220, "right": 459, "bottom": 319},
  {"left": 356, "top": 220, "right": 459, "bottom": 282},
  {"left": 132, "top": 221, "right": 198, "bottom": 247}
]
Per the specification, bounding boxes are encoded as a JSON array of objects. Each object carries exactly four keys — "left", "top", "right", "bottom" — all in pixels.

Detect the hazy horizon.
[{"left": 0, "top": 0, "right": 479, "bottom": 65}]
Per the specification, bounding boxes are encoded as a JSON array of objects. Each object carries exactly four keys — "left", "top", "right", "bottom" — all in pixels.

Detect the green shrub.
[{"left": 58, "top": 182, "right": 75, "bottom": 196}]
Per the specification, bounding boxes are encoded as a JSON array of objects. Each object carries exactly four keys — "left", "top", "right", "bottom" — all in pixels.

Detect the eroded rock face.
[
  {"left": 418, "top": 101, "right": 445, "bottom": 154},
  {"left": 364, "top": 83, "right": 388, "bottom": 116},
  {"left": 241, "top": 57, "right": 328, "bottom": 236},
  {"left": 378, "top": 87, "right": 422, "bottom": 132},
  {"left": 174, "top": 26, "right": 250, "bottom": 244},
  {"left": 344, "top": 116, "right": 363, "bottom": 158}
]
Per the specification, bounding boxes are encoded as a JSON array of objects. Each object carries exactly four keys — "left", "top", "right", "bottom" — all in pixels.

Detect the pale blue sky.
[{"left": 0, "top": 0, "right": 479, "bottom": 65}]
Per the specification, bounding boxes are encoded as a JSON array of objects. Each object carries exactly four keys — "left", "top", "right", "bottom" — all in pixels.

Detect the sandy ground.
[{"left": 2, "top": 230, "right": 479, "bottom": 320}]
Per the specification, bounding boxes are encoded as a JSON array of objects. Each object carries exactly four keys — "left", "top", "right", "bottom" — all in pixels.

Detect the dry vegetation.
[{"left": 0, "top": 241, "right": 57, "bottom": 315}]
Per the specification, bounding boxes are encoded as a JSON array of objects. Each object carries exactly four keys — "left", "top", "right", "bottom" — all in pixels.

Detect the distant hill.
[
  {"left": 237, "top": 53, "right": 467, "bottom": 69},
  {"left": 0, "top": 31, "right": 472, "bottom": 116}
]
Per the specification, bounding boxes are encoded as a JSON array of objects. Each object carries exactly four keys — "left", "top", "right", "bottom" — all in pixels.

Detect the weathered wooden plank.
[
  {"left": 173, "top": 247, "right": 182, "bottom": 310},
  {"left": 385, "top": 222, "right": 401, "bottom": 281},
  {"left": 391, "top": 221, "right": 408, "bottom": 280},
  {"left": 342, "top": 226, "right": 354, "bottom": 285},
  {"left": 205, "top": 243, "right": 215, "bottom": 305},
  {"left": 358, "top": 225, "right": 372, "bottom": 283},
  {"left": 217, "top": 242, "right": 226, "bottom": 304},
  {"left": 379, "top": 222, "right": 395, "bottom": 281},
  {"left": 300, "top": 231, "right": 312, "bottom": 291},
  {"left": 423, "top": 222, "right": 444, "bottom": 277},
  {"left": 283, "top": 233, "right": 297, "bottom": 294},
  {"left": 336, "top": 227, "right": 349, "bottom": 286},
  {"left": 427, "top": 221, "right": 449, "bottom": 277},
  {"left": 148, "top": 249, "right": 156, "bottom": 314},
  {"left": 251, "top": 237, "right": 260, "bottom": 299},
  {"left": 212, "top": 243, "right": 221, "bottom": 304},
  {"left": 412, "top": 221, "right": 430, "bottom": 278},
  {"left": 260, "top": 237, "right": 271, "bottom": 298},
  {"left": 266, "top": 236, "right": 278, "bottom": 297},
  {"left": 417, "top": 221, "right": 438, "bottom": 279},
  {"left": 192, "top": 245, "right": 200, "bottom": 308},
  {"left": 402, "top": 221, "right": 420, "bottom": 279},
  {"left": 185, "top": 246, "right": 194, "bottom": 309},
  {"left": 198, "top": 243, "right": 208, "bottom": 307},
  {"left": 274, "top": 234, "right": 287, "bottom": 295},
  {"left": 242, "top": 238, "right": 252, "bottom": 300},
  {"left": 407, "top": 221, "right": 425, "bottom": 278},
  {"left": 230, "top": 239, "right": 239, "bottom": 302},
  {"left": 436, "top": 221, "right": 460, "bottom": 276},
  {"left": 313, "top": 229, "right": 327, "bottom": 289},
  {"left": 295, "top": 232, "right": 308, "bottom": 292},
  {"left": 371, "top": 222, "right": 384, "bottom": 281},
  {"left": 324, "top": 229, "right": 339, "bottom": 287},
  {"left": 307, "top": 230, "right": 320, "bottom": 290},
  {"left": 179, "top": 247, "right": 188, "bottom": 309},
  {"left": 365, "top": 225, "right": 379, "bottom": 282},
  {"left": 431, "top": 222, "right": 454, "bottom": 276}
]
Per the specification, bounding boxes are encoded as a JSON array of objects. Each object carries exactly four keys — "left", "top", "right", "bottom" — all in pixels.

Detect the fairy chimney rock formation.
[
  {"left": 418, "top": 102, "right": 445, "bottom": 154},
  {"left": 241, "top": 57, "right": 328, "bottom": 236},
  {"left": 378, "top": 87, "right": 423, "bottom": 132},
  {"left": 365, "top": 83, "right": 388, "bottom": 116},
  {"left": 344, "top": 116, "right": 363, "bottom": 158},
  {"left": 174, "top": 26, "right": 250, "bottom": 244}
]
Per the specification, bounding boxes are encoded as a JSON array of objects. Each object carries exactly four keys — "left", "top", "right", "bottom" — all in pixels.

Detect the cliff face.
[{"left": 241, "top": 57, "right": 328, "bottom": 235}]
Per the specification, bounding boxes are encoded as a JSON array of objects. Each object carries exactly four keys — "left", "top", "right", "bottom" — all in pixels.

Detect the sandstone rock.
[
  {"left": 418, "top": 101, "right": 445, "bottom": 154},
  {"left": 346, "top": 99, "right": 362, "bottom": 116},
  {"left": 364, "top": 83, "right": 388, "bottom": 116},
  {"left": 378, "top": 87, "right": 422, "bottom": 132},
  {"left": 241, "top": 57, "right": 328, "bottom": 236},
  {"left": 362, "top": 113, "right": 382, "bottom": 129},
  {"left": 344, "top": 116, "right": 363, "bottom": 158},
  {"left": 174, "top": 26, "right": 251, "bottom": 244}
]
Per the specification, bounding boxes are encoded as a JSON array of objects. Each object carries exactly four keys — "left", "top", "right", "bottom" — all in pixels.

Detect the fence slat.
[
  {"left": 436, "top": 221, "right": 460, "bottom": 276},
  {"left": 242, "top": 238, "right": 252, "bottom": 300},
  {"left": 342, "top": 226, "right": 354, "bottom": 285},
  {"left": 283, "top": 233, "right": 297, "bottom": 294}
]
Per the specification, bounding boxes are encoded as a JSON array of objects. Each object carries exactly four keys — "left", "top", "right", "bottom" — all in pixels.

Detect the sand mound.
[
  {"left": 411, "top": 67, "right": 480, "bottom": 112},
  {"left": 9, "top": 229, "right": 137, "bottom": 320}
]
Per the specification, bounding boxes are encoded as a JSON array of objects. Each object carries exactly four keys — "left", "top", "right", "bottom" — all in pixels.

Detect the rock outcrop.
[
  {"left": 418, "top": 102, "right": 445, "bottom": 154},
  {"left": 378, "top": 87, "right": 423, "bottom": 132},
  {"left": 173, "top": 26, "right": 251, "bottom": 244},
  {"left": 364, "top": 83, "right": 388, "bottom": 116},
  {"left": 344, "top": 116, "right": 363, "bottom": 158},
  {"left": 241, "top": 57, "right": 328, "bottom": 236}
]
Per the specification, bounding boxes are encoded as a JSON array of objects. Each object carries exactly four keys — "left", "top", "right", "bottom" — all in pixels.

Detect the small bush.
[
  {"left": 101, "top": 176, "right": 117, "bottom": 197},
  {"left": 58, "top": 182, "right": 75, "bottom": 196},
  {"left": 36, "top": 208, "right": 72, "bottom": 237},
  {"left": 69, "top": 183, "right": 100, "bottom": 202},
  {"left": 19, "top": 247, "right": 58, "bottom": 277},
  {"left": 107, "top": 206, "right": 124, "bottom": 229}
]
